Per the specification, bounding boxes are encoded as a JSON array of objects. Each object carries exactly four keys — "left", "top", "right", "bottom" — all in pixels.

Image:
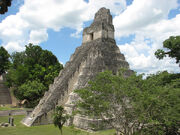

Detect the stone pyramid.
[{"left": 22, "top": 7, "right": 132, "bottom": 129}]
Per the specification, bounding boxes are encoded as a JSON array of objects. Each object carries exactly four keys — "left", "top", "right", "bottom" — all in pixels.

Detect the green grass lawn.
[
  {"left": 0, "top": 115, "right": 115, "bottom": 135},
  {"left": 0, "top": 105, "right": 24, "bottom": 111}
]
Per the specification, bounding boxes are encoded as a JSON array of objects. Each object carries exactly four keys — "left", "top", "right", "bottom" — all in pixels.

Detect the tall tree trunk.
[{"left": 59, "top": 128, "right": 63, "bottom": 135}]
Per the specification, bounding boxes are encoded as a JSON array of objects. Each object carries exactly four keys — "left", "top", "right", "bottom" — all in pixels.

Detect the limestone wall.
[
  {"left": 93, "top": 31, "right": 103, "bottom": 40},
  {"left": 83, "top": 30, "right": 114, "bottom": 43},
  {"left": 0, "top": 109, "right": 33, "bottom": 116},
  {"left": 0, "top": 75, "right": 3, "bottom": 81},
  {"left": 108, "top": 30, "right": 114, "bottom": 39},
  {"left": 0, "top": 75, "right": 12, "bottom": 105},
  {"left": 73, "top": 115, "right": 112, "bottom": 131},
  {"left": 82, "top": 34, "right": 92, "bottom": 43}
]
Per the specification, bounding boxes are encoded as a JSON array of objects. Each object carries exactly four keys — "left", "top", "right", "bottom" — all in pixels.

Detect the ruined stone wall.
[
  {"left": 108, "top": 30, "right": 114, "bottom": 39},
  {"left": 0, "top": 75, "right": 12, "bottom": 105},
  {"left": 82, "top": 34, "right": 93, "bottom": 43},
  {"left": 93, "top": 31, "right": 102, "bottom": 40},
  {"left": 83, "top": 30, "right": 114, "bottom": 43},
  {"left": 82, "top": 7, "right": 114, "bottom": 43}
]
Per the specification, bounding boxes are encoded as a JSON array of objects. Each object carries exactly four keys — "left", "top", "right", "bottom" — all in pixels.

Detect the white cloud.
[
  {"left": 114, "top": 0, "right": 178, "bottom": 37},
  {"left": 4, "top": 41, "right": 25, "bottom": 52},
  {"left": 29, "top": 29, "right": 48, "bottom": 44},
  {"left": 0, "top": 0, "right": 179, "bottom": 75},
  {"left": 119, "top": 37, "right": 179, "bottom": 75},
  {"left": 0, "top": 0, "right": 126, "bottom": 52},
  {"left": 0, "top": 14, "right": 29, "bottom": 41},
  {"left": 116, "top": 0, "right": 180, "bottom": 75},
  {"left": 84, "top": 0, "right": 126, "bottom": 20}
]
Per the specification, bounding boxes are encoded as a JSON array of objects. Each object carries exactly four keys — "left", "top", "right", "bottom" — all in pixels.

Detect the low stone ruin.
[{"left": 0, "top": 116, "right": 14, "bottom": 127}]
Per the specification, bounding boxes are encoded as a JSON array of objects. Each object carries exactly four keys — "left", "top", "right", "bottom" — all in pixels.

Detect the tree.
[
  {"left": 53, "top": 106, "right": 69, "bottom": 135},
  {"left": 15, "top": 80, "right": 46, "bottom": 108},
  {"left": 144, "top": 71, "right": 180, "bottom": 135},
  {"left": 155, "top": 36, "right": 180, "bottom": 66},
  {"left": 11, "top": 52, "right": 26, "bottom": 69},
  {"left": 6, "top": 43, "right": 63, "bottom": 107},
  {"left": 0, "top": 46, "right": 10, "bottom": 75},
  {"left": 0, "top": 0, "right": 12, "bottom": 14},
  {"left": 75, "top": 70, "right": 180, "bottom": 135},
  {"left": 75, "top": 70, "right": 143, "bottom": 135}
]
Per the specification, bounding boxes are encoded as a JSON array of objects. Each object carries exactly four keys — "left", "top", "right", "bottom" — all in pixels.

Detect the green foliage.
[
  {"left": 155, "top": 36, "right": 180, "bottom": 66},
  {"left": 0, "top": 0, "right": 12, "bottom": 14},
  {"left": 143, "top": 71, "right": 180, "bottom": 135},
  {"left": 75, "top": 69, "right": 180, "bottom": 135},
  {"left": 5, "top": 65, "right": 29, "bottom": 87},
  {"left": 15, "top": 81, "right": 46, "bottom": 108},
  {"left": 5, "top": 43, "right": 63, "bottom": 107},
  {"left": 0, "top": 46, "right": 10, "bottom": 75},
  {"left": 11, "top": 52, "right": 26, "bottom": 69},
  {"left": 155, "top": 49, "right": 166, "bottom": 59},
  {"left": 53, "top": 106, "right": 69, "bottom": 135},
  {"left": 75, "top": 70, "right": 144, "bottom": 134},
  {"left": 146, "top": 71, "right": 180, "bottom": 87}
]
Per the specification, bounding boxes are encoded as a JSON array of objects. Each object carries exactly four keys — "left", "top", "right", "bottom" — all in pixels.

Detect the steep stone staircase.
[{"left": 0, "top": 79, "right": 12, "bottom": 104}]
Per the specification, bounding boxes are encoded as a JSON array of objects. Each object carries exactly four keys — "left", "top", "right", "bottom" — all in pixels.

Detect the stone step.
[
  {"left": 0, "top": 95, "right": 11, "bottom": 101},
  {"left": 0, "top": 83, "right": 8, "bottom": 88},
  {"left": 0, "top": 91, "right": 10, "bottom": 96},
  {"left": 0, "top": 89, "right": 10, "bottom": 92},
  {"left": 0, "top": 83, "right": 6, "bottom": 86},
  {"left": 0, "top": 86, "right": 9, "bottom": 90},
  {"left": 0, "top": 82, "right": 12, "bottom": 104},
  {"left": 22, "top": 116, "right": 35, "bottom": 127},
  {"left": 0, "top": 91, "right": 11, "bottom": 96},
  {"left": 0, "top": 97, "right": 12, "bottom": 104}
]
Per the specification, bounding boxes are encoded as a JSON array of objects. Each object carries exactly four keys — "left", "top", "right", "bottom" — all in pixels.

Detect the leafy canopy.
[
  {"left": 6, "top": 43, "right": 63, "bottom": 107},
  {"left": 14, "top": 80, "right": 46, "bottom": 107},
  {"left": 0, "top": 0, "right": 12, "bottom": 14},
  {"left": 75, "top": 70, "right": 180, "bottom": 135},
  {"left": 0, "top": 46, "right": 10, "bottom": 75},
  {"left": 155, "top": 36, "right": 180, "bottom": 66}
]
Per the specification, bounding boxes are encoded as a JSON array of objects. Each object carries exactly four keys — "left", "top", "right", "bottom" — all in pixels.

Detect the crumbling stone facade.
[
  {"left": 82, "top": 8, "right": 114, "bottom": 43},
  {"left": 22, "top": 7, "right": 133, "bottom": 130},
  {"left": 0, "top": 74, "right": 12, "bottom": 105}
]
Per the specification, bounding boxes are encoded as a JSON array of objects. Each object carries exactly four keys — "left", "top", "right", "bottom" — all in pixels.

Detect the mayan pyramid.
[{"left": 22, "top": 7, "right": 133, "bottom": 130}]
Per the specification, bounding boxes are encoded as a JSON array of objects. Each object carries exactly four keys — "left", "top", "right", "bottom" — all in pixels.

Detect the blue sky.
[{"left": 0, "top": 0, "right": 180, "bottom": 75}]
